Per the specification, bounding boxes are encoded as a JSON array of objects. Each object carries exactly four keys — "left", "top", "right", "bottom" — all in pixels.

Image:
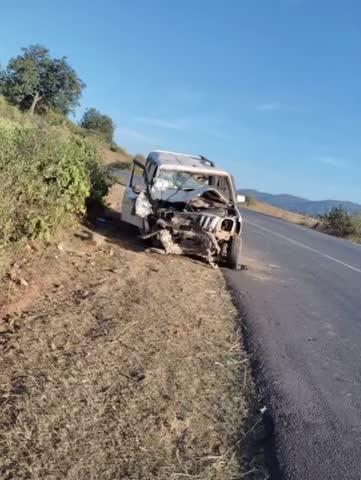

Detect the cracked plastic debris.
[{"left": 135, "top": 192, "right": 153, "bottom": 218}]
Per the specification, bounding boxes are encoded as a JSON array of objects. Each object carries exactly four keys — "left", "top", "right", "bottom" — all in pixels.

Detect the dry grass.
[
  {"left": 0, "top": 204, "right": 266, "bottom": 479},
  {"left": 243, "top": 200, "right": 318, "bottom": 228},
  {"left": 100, "top": 146, "right": 132, "bottom": 168}
]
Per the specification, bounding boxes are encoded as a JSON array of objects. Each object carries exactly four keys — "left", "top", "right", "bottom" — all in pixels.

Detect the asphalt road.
[{"left": 224, "top": 209, "right": 361, "bottom": 480}]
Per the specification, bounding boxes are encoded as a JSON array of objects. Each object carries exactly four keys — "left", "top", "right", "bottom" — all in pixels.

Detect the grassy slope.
[
  {"left": 100, "top": 145, "right": 132, "bottom": 168},
  {"left": 243, "top": 199, "right": 361, "bottom": 244},
  {"left": 0, "top": 186, "right": 267, "bottom": 479},
  {"left": 243, "top": 199, "right": 318, "bottom": 228},
  {"left": 0, "top": 95, "right": 133, "bottom": 166},
  {"left": 0, "top": 96, "right": 131, "bottom": 271}
]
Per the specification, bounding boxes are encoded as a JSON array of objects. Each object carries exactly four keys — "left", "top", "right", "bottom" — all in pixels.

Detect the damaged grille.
[
  {"left": 144, "top": 207, "right": 238, "bottom": 267},
  {"left": 198, "top": 215, "right": 220, "bottom": 232},
  {"left": 198, "top": 215, "right": 235, "bottom": 234}
]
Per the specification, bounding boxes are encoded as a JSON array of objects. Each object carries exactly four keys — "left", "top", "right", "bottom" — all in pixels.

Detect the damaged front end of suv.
[{"left": 121, "top": 152, "right": 244, "bottom": 270}]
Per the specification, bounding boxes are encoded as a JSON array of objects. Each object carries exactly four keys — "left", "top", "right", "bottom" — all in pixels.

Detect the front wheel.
[{"left": 228, "top": 234, "right": 243, "bottom": 271}]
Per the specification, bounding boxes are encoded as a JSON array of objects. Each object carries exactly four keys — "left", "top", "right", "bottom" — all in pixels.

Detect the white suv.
[{"left": 121, "top": 150, "right": 244, "bottom": 269}]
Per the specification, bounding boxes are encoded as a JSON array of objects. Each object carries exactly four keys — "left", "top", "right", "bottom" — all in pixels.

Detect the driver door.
[
  {"left": 121, "top": 158, "right": 157, "bottom": 228},
  {"left": 121, "top": 161, "right": 146, "bottom": 228}
]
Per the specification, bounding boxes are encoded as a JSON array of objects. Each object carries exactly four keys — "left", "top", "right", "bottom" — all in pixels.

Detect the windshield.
[
  {"left": 155, "top": 170, "right": 210, "bottom": 190},
  {"left": 152, "top": 169, "right": 233, "bottom": 201}
]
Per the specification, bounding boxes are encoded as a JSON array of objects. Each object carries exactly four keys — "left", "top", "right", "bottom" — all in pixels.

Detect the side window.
[
  {"left": 212, "top": 176, "right": 232, "bottom": 200},
  {"left": 145, "top": 161, "right": 157, "bottom": 184},
  {"left": 130, "top": 162, "right": 145, "bottom": 189}
]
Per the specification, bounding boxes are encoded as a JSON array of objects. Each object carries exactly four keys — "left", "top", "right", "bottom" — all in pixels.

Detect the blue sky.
[{"left": 1, "top": 0, "right": 361, "bottom": 202}]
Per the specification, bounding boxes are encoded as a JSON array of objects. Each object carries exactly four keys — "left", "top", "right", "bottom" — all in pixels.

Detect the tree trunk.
[{"left": 29, "top": 92, "right": 42, "bottom": 115}]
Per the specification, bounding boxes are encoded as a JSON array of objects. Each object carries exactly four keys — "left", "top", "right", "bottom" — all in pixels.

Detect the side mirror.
[
  {"left": 133, "top": 184, "right": 145, "bottom": 194},
  {"left": 236, "top": 194, "right": 246, "bottom": 203}
]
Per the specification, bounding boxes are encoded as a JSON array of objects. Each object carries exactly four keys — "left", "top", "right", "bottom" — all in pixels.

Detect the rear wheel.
[{"left": 228, "top": 234, "right": 243, "bottom": 270}]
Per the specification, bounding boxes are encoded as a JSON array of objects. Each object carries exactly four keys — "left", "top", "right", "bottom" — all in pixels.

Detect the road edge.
[{"left": 224, "top": 276, "right": 284, "bottom": 480}]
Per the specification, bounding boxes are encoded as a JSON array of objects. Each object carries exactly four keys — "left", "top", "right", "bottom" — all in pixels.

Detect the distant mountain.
[{"left": 239, "top": 189, "right": 361, "bottom": 216}]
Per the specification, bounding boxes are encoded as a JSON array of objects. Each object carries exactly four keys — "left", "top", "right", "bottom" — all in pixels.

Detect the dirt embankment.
[{"left": 0, "top": 186, "right": 267, "bottom": 480}]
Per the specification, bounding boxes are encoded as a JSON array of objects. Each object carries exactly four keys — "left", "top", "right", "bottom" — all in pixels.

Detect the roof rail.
[
  {"left": 199, "top": 155, "right": 215, "bottom": 168},
  {"left": 152, "top": 149, "right": 199, "bottom": 159}
]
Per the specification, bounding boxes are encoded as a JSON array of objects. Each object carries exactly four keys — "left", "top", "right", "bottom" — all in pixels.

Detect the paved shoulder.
[{"left": 224, "top": 209, "right": 361, "bottom": 480}]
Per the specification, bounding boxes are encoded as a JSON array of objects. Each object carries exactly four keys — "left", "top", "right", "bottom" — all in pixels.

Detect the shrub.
[
  {"left": 0, "top": 95, "right": 29, "bottom": 124},
  {"left": 352, "top": 215, "right": 361, "bottom": 233},
  {"left": 0, "top": 117, "right": 108, "bottom": 246},
  {"left": 351, "top": 215, "right": 361, "bottom": 243},
  {"left": 320, "top": 207, "right": 355, "bottom": 237},
  {"left": 245, "top": 195, "right": 256, "bottom": 206},
  {"left": 80, "top": 108, "right": 115, "bottom": 143}
]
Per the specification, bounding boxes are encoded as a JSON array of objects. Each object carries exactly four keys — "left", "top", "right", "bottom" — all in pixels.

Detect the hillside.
[
  {"left": 0, "top": 95, "right": 133, "bottom": 274},
  {"left": 241, "top": 193, "right": 361, "bottom": 245},
  {"left": 240, "top": 189, "right": 361, "bottom": 216}
]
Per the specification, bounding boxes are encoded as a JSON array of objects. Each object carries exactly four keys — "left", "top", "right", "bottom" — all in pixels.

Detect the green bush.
[
  {"left": 0, "top": 95, "right": 32, "bottom": 124},
  {"left": 320, "top": 207, "right": 355, "bottom": 237},
  {"left": 80, "top": 108, "right": 115, "bottom": 143},
  {"left": 351, "top": 215, "right": 361, "bottom": 243},
  {"left": 352, "top": 215, "right": 361, "bottom": 232},
  {"left": 245, "top": 195, "right": 256, "bottom": 206},
  {"left": 0, "top": 117, "right": 108, "bottom": 246}
]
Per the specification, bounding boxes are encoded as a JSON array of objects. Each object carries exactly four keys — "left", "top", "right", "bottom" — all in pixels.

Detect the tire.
[{"left": 228, "top": 234, "right": 243, "bottom": 271}]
